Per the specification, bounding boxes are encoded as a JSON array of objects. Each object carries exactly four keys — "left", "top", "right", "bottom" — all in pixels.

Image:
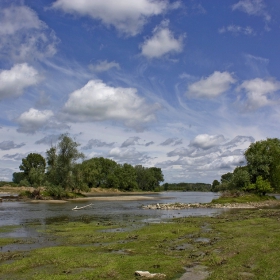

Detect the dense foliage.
[
  {"left": 211, "top": 138, "right": 280, "bottom": 195},
  {"left": 162, "top": 182, "right": 211, "bottom": 192},
  {"left": 12, "top": 134, "right": 164, "bottom": 194}
]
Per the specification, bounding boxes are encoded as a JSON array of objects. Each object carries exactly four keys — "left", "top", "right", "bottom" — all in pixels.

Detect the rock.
[{"left": 135, "top": 270, "right": 166, "bottom": 278}]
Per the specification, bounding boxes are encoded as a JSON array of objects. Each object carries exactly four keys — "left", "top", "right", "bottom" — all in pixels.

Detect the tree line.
[
  {"left": 162, "top": 182, "right": 211, "bottom": 192},
  {"left": 13, "top": 134, "right": 164, "bottom": 195},
  {"left": 211, "top": 138, "right": 280, "bottom": 195}
]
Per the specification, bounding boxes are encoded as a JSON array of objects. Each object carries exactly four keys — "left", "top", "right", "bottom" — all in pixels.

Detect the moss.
[{"left": 1, "top": 209, "right": 280, "bottom": 279}]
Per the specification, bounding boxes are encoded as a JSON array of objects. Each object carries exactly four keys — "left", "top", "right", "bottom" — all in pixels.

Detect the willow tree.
[{"left": 46, "top": 134, "right": 84, "bottom": 190}]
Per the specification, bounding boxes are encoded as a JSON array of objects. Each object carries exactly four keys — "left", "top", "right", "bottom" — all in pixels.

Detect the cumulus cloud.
[
  {"left": 141, "top": 21, "right": 183, "bottom": 58},
  {"left": 232, "top": 0, "right": 271, "bottom": 21},
  {"left": 187, "top": 71, "right": 236, "bottom": 98},
  {"left": 108, "top": 147, "right": 151, "bottom": 165},
  {"left": 62, "top": 80, "right": 160, "bottom": 131},
  {"left": 0, "top": 141, "right": 25, "bottom": 150},
  {"left": 82, "top": 139, "right": 115, "bottom": 150},
  {"left": 0, "top": 63, "right": 40, "bottom": 101},
  {"left": 16, "top": 108, "right": 54, "bottom": 134},
  {"left": 237, "top": 78, "right": 280, "bottom": 110},
  {"left": 88, "top": 60, "right": 120, "bottom": 72},
  {"left": 190, "top": 134, "right": 226, "bottom": 150},
  {"left": 0, "top": 5, "right": 58, "bottom": 61},
  {"left": 121, "top": 137, "right": 140, "bottom": 148},
  {"left": 219, "top": 25, "right": 254, "bottom": 35},
  {"left": 52, "top": 0, "right": 167, "bottom": 36},
  {"left": 160, "top": 134, "right": 254, "bottom": 182},
  {"left": 160, "top": 138, "right": 182, "bottom": 146}
]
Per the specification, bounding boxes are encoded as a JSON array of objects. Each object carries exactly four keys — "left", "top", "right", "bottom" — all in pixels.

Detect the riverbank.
[
  {"left": 0, "top": 206, "right": 280, "bottom": 279},
  {"left": 0, "top": 186, "right": 157, "bottom": 202},
  {"left": 143, "top": 199, "right": 280, "bottom": 210}
]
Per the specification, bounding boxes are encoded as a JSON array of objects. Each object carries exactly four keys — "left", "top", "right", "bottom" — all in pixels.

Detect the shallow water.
[
  {"left": 0, "top": 192, "right": 225, "bottom": 252},
  {"left": 0, "top": 192, "right": 222, "bottom": 227}
]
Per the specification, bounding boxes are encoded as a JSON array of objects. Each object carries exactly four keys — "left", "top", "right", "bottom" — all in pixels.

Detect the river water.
[{"left": 0, "top": 192, "right": 223, "bottom": 227}]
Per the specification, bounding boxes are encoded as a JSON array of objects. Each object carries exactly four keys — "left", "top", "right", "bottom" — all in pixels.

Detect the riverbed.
[{"left": 0, "top": 192, "right": 223, "bottom": 227}]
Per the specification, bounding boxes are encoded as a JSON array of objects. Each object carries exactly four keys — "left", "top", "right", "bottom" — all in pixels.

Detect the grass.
[
  {"left": 1, "top": 208, "right": 280, "bottom": 279},
  {"left": 211, "top": 192, "right": 276, "bottom": 204}
]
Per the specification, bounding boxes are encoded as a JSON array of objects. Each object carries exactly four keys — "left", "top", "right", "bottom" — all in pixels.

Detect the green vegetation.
[
  {"left": 211, "top": 191, "right": 276, "bottom": 204},
  {"left": 11, "top": 134, "right": 164, "bottom": 197},
  {"left": 162, "top": 182, "right": 211, "bottom": 192},
  {"left": 1, "top": 209, "right": 280, "bottom": 279},
  {"left": 211, "top": 138, "right": 280, "bottom": 195}
]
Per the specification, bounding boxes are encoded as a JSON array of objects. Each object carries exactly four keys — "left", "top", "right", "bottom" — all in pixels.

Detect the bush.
[
  {"left": 19, "top": 179, "right": 31, "bottom": 187},
  {"left": 44, "top": 184, "right": 66, "bottom": 199}
]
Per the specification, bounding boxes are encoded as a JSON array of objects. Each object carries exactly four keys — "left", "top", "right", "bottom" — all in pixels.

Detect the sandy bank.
[
  {"left": 68, "top": 195, "right": 157, "bottom": 201},
  {"left": 30, "top": 200, "right": 68, "bottom": 204}
]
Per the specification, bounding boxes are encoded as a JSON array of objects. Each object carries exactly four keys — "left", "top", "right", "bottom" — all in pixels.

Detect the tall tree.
[
  {"left": 245, "top": 138, "right": 280, "bottom": 191},
  {"left": 46, "top": 134, "right": 84, "bottom": 190},
  {"left": 19, "top": 153, "right": 46, "bottom": 187}
]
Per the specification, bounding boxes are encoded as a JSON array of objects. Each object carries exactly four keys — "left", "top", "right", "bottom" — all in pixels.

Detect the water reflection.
[{"left": 0, "top": 192, "right": 221, "bottom": 227}]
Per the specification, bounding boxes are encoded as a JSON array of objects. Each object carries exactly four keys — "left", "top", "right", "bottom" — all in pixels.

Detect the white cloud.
[
  {"left": 52, "top": 0, "right": 167, "bottom": 36},
  {"left": 158, "top": 134, "right": 254, "bottom": 183},
  {"left": 16, "top": 108, "right": 54, "bottom": 134},
  {"left": 88, "top": 60, "right": 120, "bottom": 72},
  {"left": 232, "top": 0, "right": 271, "bottom": 21},
  {"left": 141, "top": 22, "right": 183, "bottom": 58},
  {"left": 237, "top": 78, "right": 280, "bottom": 110},
  {"left": 108, "top": 147, "right": 151, "bottom": 165},
  {"left": 219, "top": 25, "right": 254, "bottom": 35},
  {"left": 0, "top": 63, "right": 40, "bottom": 100},
  {"left": 63, "top": 80, "right": 160, "bottom": 130},
  {"left": 187, "top": 71, "right": 236, "bottom": 98},
  {"left": 0, "top": 5, "right": 58, "bottom": 61},
  {"left": 190, "top": 134, "right": 226, "bottom": 150}
]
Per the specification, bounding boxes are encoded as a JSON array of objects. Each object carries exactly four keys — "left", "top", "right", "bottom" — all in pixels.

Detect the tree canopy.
[
  {"left": 14, "top": 134, "right": 164, "bottom": 194},
  {"left": 212, "top": 138, "right": 280, "bottom": 195}
]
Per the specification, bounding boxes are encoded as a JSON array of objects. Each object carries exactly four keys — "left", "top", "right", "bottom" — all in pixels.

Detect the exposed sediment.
[{"left": 142, "top": 200, "right": 280, "bottom": 210}]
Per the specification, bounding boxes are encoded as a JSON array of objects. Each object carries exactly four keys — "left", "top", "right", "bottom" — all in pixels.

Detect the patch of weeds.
[{"left": 211, "top": 193, "right": 275, "bottom": 204}]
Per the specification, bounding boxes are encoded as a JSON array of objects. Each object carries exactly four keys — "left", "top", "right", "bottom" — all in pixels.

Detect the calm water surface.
[{"left": 0, "top": 192, "right": 222, "bottom": 227}]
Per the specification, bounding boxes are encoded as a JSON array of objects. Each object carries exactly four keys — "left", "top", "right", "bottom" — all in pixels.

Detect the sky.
[{"left": 0, "top": 0, "right": 280, "bottom": 184}]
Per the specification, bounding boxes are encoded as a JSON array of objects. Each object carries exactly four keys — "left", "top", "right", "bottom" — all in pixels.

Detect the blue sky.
[{"left": 0, "top": 0, "right": 280, "bottom": 183}]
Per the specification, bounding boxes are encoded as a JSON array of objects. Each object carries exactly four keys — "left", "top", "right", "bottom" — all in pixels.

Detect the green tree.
[
  {"left": 244, "top": 176, "right": 273, "bottom": 196},
  {"left": 211, "top": 179, "right": 220, "bottom": 191},
  {"left": 12, "top": 172, "right": 25, "bottom": 184},
  {"left": 45, "top": 134, "right": 84, "bottom": 190},
  {"left": 19, "top": 153, "right": 46, "bottom": 187},
  {"left": 115, "top": 163, "right": 137, "bottom": 191},
  {"left": 229, "top": 166, "right": 250, "bottom": 190},
  {"left": 245, "top": 138, "right": 280, "bottom": 191}
]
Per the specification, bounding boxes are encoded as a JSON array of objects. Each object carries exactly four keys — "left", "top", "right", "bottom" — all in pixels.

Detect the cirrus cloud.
[{"left": 0, "top": 5, "right": 58, "bottom": 61}]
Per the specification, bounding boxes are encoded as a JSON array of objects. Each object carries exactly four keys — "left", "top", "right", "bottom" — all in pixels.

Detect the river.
[{"left": 0, "top": 192, "right": 223, "bottom": 227}]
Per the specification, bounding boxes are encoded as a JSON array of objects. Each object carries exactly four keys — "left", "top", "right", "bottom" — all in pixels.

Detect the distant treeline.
[{"left": 162, "top": 182, "right": 211, "bottom": 192}]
